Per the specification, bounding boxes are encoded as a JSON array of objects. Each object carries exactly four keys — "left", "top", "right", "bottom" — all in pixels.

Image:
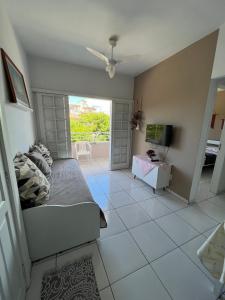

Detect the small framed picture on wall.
[{"left": 1, "top": 48, "right": 31, "bottom": 108}]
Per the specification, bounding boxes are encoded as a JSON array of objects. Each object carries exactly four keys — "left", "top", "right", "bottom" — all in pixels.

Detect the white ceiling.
[{"left": 6, "top": 0, "right": 225, "bottom": 76}]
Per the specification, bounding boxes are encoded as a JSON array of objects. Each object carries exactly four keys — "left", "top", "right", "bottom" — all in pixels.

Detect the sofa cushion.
[
  {"left": 47, "top": 159, "right": 107, "bottom": 228},
  {"left": 26, "top": 151, "right": 51, "bottom": 178},
  {"left": 30, "top": 143, "right": 53, "bottom": 166},
  {"left": 14, "top": 153, "right": 50, "bottom": 209}
]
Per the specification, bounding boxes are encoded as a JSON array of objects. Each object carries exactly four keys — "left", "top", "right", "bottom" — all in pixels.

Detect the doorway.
[
  {"left": 199, "top": 87, "right": 225, "bottom": 196},
  {"left": 35, "top": 92, "right": 132, "bottom": 174},
  {"left": 69, "top": 96, "right": 111, "bottom": 173},
  {"left": 191, "top": 77, "right": 225, "bottom": 201}
]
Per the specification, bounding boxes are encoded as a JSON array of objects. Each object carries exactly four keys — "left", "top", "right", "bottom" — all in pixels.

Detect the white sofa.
[{"left": 23, "top": 159, "right": 106, "bottom": 261}]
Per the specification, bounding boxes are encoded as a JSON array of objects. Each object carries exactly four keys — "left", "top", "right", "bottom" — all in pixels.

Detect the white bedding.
[{"left": 206, "top": 146, "right": 219, "bottom": 155}]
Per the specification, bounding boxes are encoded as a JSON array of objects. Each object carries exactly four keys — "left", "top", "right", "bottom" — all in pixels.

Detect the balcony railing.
[
  {"left": 71, "top": 131, "right": 110, "bottom": 143},
  {"left": 71, "top": 132, "right": 110, "bottom": 159}
]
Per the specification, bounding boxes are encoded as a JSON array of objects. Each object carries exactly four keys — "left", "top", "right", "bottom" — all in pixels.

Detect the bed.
[
  {"left": 203, "top": 140, "right": 220, "bottom": 167},
  {"left": 23, "top": 158, "right": 106, "bottom": 261}
]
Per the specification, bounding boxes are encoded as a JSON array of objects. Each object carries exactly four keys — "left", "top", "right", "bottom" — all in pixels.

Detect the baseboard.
[{"left": 166, "top": 188, "right": 189, "bottom": 204}]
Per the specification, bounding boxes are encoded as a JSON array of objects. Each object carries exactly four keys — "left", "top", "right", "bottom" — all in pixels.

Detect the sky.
[{"left": 69, "top": 96, "right": 111, "bottom": 115}]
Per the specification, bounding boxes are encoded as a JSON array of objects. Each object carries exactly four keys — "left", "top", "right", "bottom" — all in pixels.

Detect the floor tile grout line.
[
  {"left": 127, "top": 218, "right": 207, "bottom": 264},
  {"left": 101, "top": 197, "right": 198, "bottom": 242},
  {"left": 202, "top": 224, "right": 219, "bottom": 237},
  {"left": 134, "top": 198, "right": 176, "bottom": 221},
  {"left": 174, "top": 208, "right": 219, "bottom": 235},
  {"left": 151, "top": 216, "right": 182, "bottom": 247},
  {"left": 29, "top": 231, "right": 209, "bottom": 300},
  {"left": 148, "top": 263, "right": 174, "bottom": 300},
  {"left": 125, "top": 217, "right": 181, "bottom": 264},
  {"left": 106, "top": 191, "right": 167, "bottom": 211},
  {"left": 107, "top": 286, "right": 116, "bottom": 300},
  {"left": 83, "top": 167, "right": 222, "bottom": 271},
  {"left": 149, "top": 234, "right": 216, "bottom": 298},
  {"left": 115, "top": 200, "right": 184, "bottom": 237},
  {"left": 198, "top": 200, "right": 225, "bottom": 223},
  {"left": 178, "top": 243, "right": 217, "bottom": 284},
  {"left": 174, "top": 232, "right": 205, "bottom": 248},
  {"left": 107, "top": 262, "right": 150, "bottom": 286},
  {"left": 113, "top": 210, "right": 174, "bottom": 300},
  {"left": 144, "top": 224, "right": 216, "bottom": 283},
  {"left": 32, "top": 165, "right": 222, "bottom": 298},
  {"left": 127, "top": 229, "right": 174, "bottom": 300},
  {"left": 197, "top": 207, "right": 223, "bottom": 224},
  {"left": 147, "top": 245, "right": 179, "bottom": 264},
  {"left": 70, "top": 169, "right": 221, "bottom": 278},
  {"left": 115, "top": 214, "right": 153, "bottom": 230},
  {"left": 126, "top": 191, "right": 158, "bottom": 203},
  {"left": 96, "top": 241, "right": 116, "bottom": 300},
  {"left": 84, "top": 168, "right": 219, "bottom": 251},
  {"left": 153, "top": 218, "right": 203, "bottom": 249},
  {"left": 172, "top": 212, "right": 204, "bottom": 235}
]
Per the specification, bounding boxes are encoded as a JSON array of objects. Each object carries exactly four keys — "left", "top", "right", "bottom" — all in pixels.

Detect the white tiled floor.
[
  {"left": 26, "top": 159, "right": 225, "bottom": 300},
  {"left": 130, "top": 221, "right": 177, "bottom": 262},
  {"left": 152, "top": 249, "right": 215, "bottom": 300},
  {"left": 98, "top": 231, "right": 148, "bottom": 283},
  {"left": 100, "top": 210, "right": 126, "bottom": 239},
  {"left": 116, "top": 203, "right": 151, "bottom": 229}
]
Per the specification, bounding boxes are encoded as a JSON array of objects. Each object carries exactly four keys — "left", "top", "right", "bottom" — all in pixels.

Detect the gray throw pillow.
[
  {"left": 30, "top": 143, "right": 53, "bottom": 166},
  {"left": 14, "top": 153, "right": 50, "bottom": 209},
  {"left": 26, "top": 151, "right": 51, "bottom": 178}
]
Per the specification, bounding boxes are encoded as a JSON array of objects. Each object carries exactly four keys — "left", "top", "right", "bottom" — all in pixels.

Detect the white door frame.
[
  {"left": 33, "top": 88, "right": 133, "bottom": 169},
  {"left": 211, "top": 116, "right": 225, "bottom": 193},
  {"left": 190, "top": 76, "right": 225, "bottom": 201},
  {"left": 110, "top": 99, "right": 132, "bottom": 170},
  {"left": 0, "top": 103, "right": 31, "bottom": 285}
]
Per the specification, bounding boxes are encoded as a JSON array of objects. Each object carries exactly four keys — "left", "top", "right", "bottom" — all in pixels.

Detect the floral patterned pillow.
[
  {"left": 14, "top": 153, "right": 50, "bottom": 209},
  {"left": 30, "top": 143, "right": 53, "bottom": 166}
]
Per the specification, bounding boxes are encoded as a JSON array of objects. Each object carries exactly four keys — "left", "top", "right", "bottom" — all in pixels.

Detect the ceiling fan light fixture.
[
  {"left": 86, "top": 35, "right": 123, "bottom": 79},
  {"left": 107, "top": 64, "right": 116, "bottom": 79}
]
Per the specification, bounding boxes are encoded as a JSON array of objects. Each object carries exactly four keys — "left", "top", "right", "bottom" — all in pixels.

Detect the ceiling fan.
[{"left": 86, "top": 35, "right": 122, "bottom": 79}]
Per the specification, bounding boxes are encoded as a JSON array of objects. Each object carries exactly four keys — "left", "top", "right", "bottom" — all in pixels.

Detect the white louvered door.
[
  {"left": 0, "top": 143, "right": 25, "bottom": 300},
  {"left": 36, "top": 93, "right": 71, "bottom": 159},
  {"left": 110, "top": 100, "right": 132, "bottom": 170}
]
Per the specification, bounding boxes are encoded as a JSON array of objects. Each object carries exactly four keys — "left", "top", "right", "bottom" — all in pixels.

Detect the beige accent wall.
[
  {"left": 133, "top": 31, "right": 218, "bottom": 200},
  {"left": 208, "top": 91, "right": 225, "bottom": 140}
]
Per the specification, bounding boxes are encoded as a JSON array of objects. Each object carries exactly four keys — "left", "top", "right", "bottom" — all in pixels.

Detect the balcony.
[{"left": 71, "top": 132, "right": 110, "bottom": 160}]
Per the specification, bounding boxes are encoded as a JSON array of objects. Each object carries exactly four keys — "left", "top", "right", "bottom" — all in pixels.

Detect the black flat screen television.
[{"left": 146, "top": 124, "right": 173, "bottom": 146}]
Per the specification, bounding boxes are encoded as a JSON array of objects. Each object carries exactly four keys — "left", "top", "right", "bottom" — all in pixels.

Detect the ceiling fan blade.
[{"left": 86, "top": 47, "right": 109, "bottom": 64}]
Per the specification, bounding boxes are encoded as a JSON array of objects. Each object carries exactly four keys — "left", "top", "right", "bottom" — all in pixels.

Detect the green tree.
[{"left": 70, "top": 112, "right": 110, "bottom": 142}]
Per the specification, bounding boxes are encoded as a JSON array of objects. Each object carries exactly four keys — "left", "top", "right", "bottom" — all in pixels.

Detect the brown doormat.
[{"left": 41, "top": 256, "right": 101, "bottom": 300}]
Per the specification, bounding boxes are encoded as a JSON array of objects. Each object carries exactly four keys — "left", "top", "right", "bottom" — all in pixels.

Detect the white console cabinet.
[{"left": 132, "top": 155, "right": 171, "bottom": 192}]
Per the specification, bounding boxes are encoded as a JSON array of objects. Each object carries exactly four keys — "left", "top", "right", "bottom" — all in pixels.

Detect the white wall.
[
  {"left": 0, "top": 0, "right": 36, "bottom": 156},
  {"left": 28, "top": 55, "right": 134, "bottom": 100},
  {"left": 0, "top": 0, "right": 34, "bottom": 283},
  {"left": 212, "top": 23, "right": 225, "bottom": 79}
]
